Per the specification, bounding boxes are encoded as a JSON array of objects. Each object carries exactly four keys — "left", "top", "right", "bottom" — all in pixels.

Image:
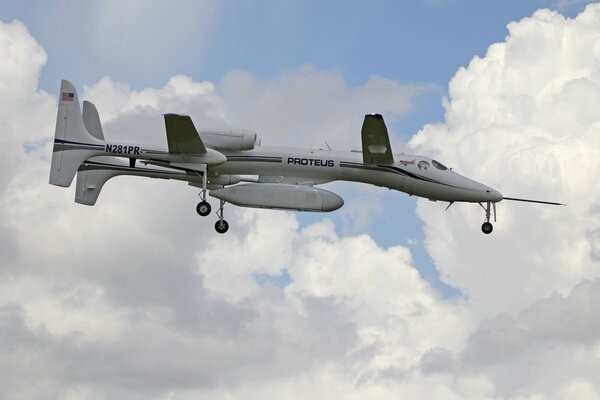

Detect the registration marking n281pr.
[{"left": 105, "top": 144, "right": 140, "bottom": 155}]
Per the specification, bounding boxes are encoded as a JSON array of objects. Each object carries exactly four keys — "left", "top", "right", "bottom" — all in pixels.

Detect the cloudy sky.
[{"left": 1, "top": 1, "right": 600, "bottom": 399}]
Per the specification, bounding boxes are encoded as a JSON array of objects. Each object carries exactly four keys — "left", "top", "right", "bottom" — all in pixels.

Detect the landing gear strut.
[
  {"left": 479, "top": 201, "right": 496, "bottom": 235},
  {"left": 214, "top": 200, "right": 229, "bottom": 234},
  {"left": 196, "top": 166, "right": 211, "bottom": 217},
  {"left": 193, "top": 166, "right": 229, "bottom": 234},
  {"left": 196, "top": 191, "right": 211, "bottom": 217}
]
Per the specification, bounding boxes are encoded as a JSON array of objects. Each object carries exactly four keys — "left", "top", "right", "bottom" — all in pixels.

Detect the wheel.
[
  {"left": 481, "top": 222, "right": 493, "bottom": 234},
  {"left": 215, "top": 219, "right": 229, "bottom": 234},
  {"left": 196, "top": 201, "right": 211, "bottom": 217}
]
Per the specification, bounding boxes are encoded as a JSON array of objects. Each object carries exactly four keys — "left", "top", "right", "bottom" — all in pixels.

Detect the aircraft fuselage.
[{"left": 212, "top": 146, "right": 502, "bottom": 203}]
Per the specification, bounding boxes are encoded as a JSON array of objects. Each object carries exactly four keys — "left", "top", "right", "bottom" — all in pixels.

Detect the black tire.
[
  {"left": 196, "top": 201, "right": 211, "bottom": 217},
  {"left": 481, "top": 222, "right": 493, "bottom": 234},
  {"left": 215, "top": 220, "right": 229, "bottom": 234}
]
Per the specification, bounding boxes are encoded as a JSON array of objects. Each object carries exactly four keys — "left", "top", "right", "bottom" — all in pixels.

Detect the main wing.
[
  {"left": 361, "top": 113, "right": 394, "bottom": 165},
  {"left": 75, "top": 159, "right": 199, "bottom": 206}
]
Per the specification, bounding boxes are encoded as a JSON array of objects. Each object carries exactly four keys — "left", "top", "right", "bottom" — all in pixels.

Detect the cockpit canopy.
[
  {"left": 432, "top": 160, "right": 448, "bottom": 170},
  {"left": 417, "top": 159, "right": 448, "bottom": 171}
]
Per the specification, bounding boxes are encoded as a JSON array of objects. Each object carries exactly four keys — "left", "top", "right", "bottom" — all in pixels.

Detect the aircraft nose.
[{"left": 485, "top": 187, "right": 503, "bottom": 202}]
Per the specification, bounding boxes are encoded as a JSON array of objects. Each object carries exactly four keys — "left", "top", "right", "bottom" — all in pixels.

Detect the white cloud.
[
  {"left": 3, "top": 4, "right": 600, "bottom": 399},
  {"left": 0, "top": 16, "right": 463, "bottom": 400},
  {"left": 455, "top": 280, "right": 600, "bottom": 398},
  {"left": 218, "top": 66, "right": 433, "bottom": 149},
  {"left": 410, "top": 4, "right": 600, "bottom": 315},
  {"left": 403, "top": 5, "right": 600, "bottom": 398},
  {"left": 82, "top": 66, "right": 431, "bottom": 151},
  {"left": 0, "top": 20, "right": 54, "bottom": 188}
]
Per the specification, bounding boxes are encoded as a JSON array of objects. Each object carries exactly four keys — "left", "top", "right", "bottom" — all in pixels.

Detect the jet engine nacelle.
[
  {"left": 208, "top": 174, "right": 242, "bottom": 185},
  {"left": 200, "top": 130, "right": 259, "bottom": 151},
  {"left": 209, "top": 183, "right": 344, "bottom": 212}
]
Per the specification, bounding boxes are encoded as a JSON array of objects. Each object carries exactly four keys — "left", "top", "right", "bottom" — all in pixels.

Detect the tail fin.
[
  {"left": 82, "top": 100, "right": 105, "bottom": 140},
  {"left": 49, "top": 80, "right": 104, "bottom": 187},
  {"left": 75, "top": 162, "right": 118, "bottom": 206}
]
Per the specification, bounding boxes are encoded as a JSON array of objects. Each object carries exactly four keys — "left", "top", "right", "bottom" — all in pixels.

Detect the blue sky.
[
  {"left": 0, "top": 0, "right": 591, "bottom": 296},
  {"left": 2, "top": 0, "right": 588, "bottom": 139},
  {"left": 3, "top": 0, "right": 586, "bottom": 143},
  {"left": 4, "top": 1, "right": 588, "bottom": 111}
]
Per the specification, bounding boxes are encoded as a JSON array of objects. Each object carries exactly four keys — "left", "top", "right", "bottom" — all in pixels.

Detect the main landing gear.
[
  {"left": 196, "top": 190, "right": 229, "bottom": 233},
  {"left": 195, "top": 168, "right": 229, "bottom": 234},
  {"left": 197, "top": 193, "right": 230, "bottom": 234},
  {"left": 214, "top": 200, "right": 229, "bottom": 234},
  {"left": 196, "top": 192, "right": 211, "bottom": 217},
  {"left": 479, "top": 201, "right": 496, "bottom": 235}
]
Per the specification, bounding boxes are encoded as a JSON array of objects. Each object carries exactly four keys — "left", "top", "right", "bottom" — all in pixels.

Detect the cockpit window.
[
  {"left": 432, "top": 160, "right": 448, "bottom": 170},
  {"left": 417, "top": 161, "right": 430, "bottom": 171}
]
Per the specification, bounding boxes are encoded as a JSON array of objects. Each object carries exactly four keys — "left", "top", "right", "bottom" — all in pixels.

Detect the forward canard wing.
[
  {"left": 164, "top": 114, "right": 207, "bottom": 154},
  {"left": 361, "top": 113, "right": 394, "bottom": 165}
]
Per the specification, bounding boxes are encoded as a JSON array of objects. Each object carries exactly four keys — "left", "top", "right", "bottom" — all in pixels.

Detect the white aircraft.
[{"left": 49, "top": 80, "right": 563, "bottom": 234}]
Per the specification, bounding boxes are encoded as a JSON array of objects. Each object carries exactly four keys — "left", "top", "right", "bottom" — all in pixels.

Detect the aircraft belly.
[
  {"left": 406, "top": 180, "right": 480, "bottom": 202},
  {"left": 339, "top": 164, "right": 405, "bottom": 189}
]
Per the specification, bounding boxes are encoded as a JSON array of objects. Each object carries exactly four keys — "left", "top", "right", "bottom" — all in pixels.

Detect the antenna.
[{"left": 503, "top": 197, "right": 565, "bottom": 206}]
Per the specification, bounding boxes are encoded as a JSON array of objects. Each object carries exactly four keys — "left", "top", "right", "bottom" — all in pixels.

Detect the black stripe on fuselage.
[
  {"left": 339, "top": 161, "right": 465, "bottom": 190},
  {"left": 226, "top": 155, "right": 282, "bottom": 163},
  {"left": 54, "top": 138, "right": 170, "bottom": 156},
  {"left": 53, "top": 138, "right": 105, "bottom": 152},
  {"left": 78, "top": 160, "right": 188, "bottom": 176}
]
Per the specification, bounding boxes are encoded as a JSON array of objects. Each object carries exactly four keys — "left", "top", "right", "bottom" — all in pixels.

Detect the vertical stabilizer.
[
  {"left": 82, "top": 100, "right": 105, "bottom": 140},
  {"left": 361, "top": 114, "right": 394, "bottom": 165},
  {"left": 49, "top": 80, "right": 104, "bottom": 187}
]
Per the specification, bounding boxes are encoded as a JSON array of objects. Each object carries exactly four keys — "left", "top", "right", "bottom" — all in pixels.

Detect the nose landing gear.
[
  {"left": 482, "top": 221, "right": 493, "bottom": 234},
  {"left": 479, "top": 201, "right": 496, "bottom": 235}
]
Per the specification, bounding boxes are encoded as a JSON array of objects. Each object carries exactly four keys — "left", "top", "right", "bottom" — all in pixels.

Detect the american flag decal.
[{"left": 61, "top": 92, "right": 74, "bottom": 101}]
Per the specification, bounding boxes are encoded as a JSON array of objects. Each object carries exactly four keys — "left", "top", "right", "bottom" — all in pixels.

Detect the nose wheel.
[
  {"left": 481, "top": 221, "right": 493, "bottom": 234},
  {"left": 479, "top": 201, "right": 497, "bottom": 235}
]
